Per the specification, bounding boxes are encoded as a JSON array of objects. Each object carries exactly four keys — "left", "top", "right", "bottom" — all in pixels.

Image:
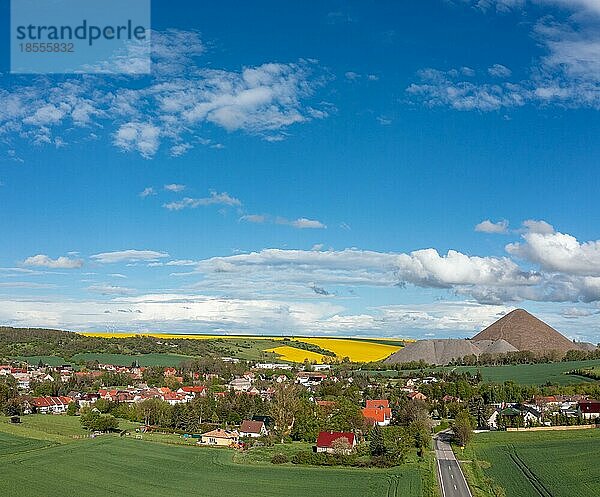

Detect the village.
[{"left": 2, "top": 356, "right": 599, "bottom": 457}]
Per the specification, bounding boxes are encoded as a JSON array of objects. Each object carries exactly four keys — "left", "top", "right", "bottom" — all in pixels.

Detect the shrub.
[{"left": 271, "top": 453, "right": 289, "bottom": 464}]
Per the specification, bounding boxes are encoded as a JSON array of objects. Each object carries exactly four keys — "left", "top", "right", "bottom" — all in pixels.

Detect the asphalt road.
[{"left": 434, "top": 432, "right": 473, "bottom": 497}]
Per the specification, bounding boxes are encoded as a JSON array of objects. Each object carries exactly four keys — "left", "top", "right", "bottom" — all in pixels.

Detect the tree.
[
  {"left": 331, "top": 436, "right": 354, "bottom": 455},
  {"left": 369, "top": 425, "right": 386, "bottom": 456},
  {"left": 453, "top": 410, "right": 474, "bottom": 447},
  {"left": 270, "top": 383, "right": 300, "bottom": 443},
  {"left": 66, "top": 401, "right": 78, "bottom": 416},
  {"left": 409, "top": 420, "right": 430, "bottom": 457}
]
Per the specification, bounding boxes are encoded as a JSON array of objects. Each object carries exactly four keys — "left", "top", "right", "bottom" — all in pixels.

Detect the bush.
[{"left": 271, "top": 453, "right": 289, "bottom": 464}]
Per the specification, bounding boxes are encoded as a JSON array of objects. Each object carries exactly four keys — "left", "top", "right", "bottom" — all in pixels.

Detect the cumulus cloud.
[
  {"left": 163, "top": 191, "right": 241, "bottom": 211},
  {"left": 475, "top": 219, "right": 509, "bottom": 233},
  {"left": 90, "top": 250, "right": 169, "bottom": 264},
  {"left": 506, "top": 229, "right": 600, "bottom": 276},
  {"left": 23, "top": 254, "right": 83, "bottom": 269}
]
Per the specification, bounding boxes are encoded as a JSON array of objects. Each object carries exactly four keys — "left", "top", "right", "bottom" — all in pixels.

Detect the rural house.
[
  {"left": 31, "top": 396, "right": 73, "bottom": 414},
  {"left": 200, "top": 429, "right": 240, "bottom": 447},
  {"left": 239, "top": 420, "right": 268, "bottom": 438},
  {"left": 578, "top": 400, "right": 600, "bottom": 419},
  {"left": 315, "top": 431, "right": 356, "bottom": 455},
  {"left": 362, "top": 399, "right": 392, "bottom": 426}
]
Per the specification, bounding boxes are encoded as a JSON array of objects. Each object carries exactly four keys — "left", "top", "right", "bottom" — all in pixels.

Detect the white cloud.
[
  {"left": 240, "top": 214, "right": 267, "bottom": 224},
  {"left": 506, "top": 229, "right": 600, "bottom": 276},
  {"left": 410, "top": 1, "right": 600, "bottom": 110},
  {"left": 0, "top": 30, "right": 328, "bottom": 158},
  {"left": 522, "top": 219, "right": 555, "bottom": 234},
  {"left": 475, "top": 219, "right": 509, "bottom": 233},
  {"left": 87, "top": 284, "right": 135, "bottom": 295},
  {"left": 139, "top": 187, "right": 156, "bottom": 198},
  {"left": 114, "top": 122, "right": 160, "bottom": 159},
  {"left": 289, "top": 218, "right": 327, "bottom": 229},
  {"left": 163, "top": 191, "right": 242, "bottom": 211},
  {"left": 164, "top": 183, "right": 186, "bottom": 192},
  {"left": 90, "top": 250, "right": 169, "bottom": 264},
  {"left": 23, "top": 254, "right": 83, "bottom": 269},
  {"left": 488, "top": 64, "right": 512, "bottom": 77},
  {"left": 345, "top": 71, "right": 361, "bottom": 80}
]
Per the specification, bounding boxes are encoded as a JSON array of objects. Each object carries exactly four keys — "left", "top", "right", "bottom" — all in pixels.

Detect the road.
[{"left": 434, "top": 432, "right": 473, "bottom": 497}]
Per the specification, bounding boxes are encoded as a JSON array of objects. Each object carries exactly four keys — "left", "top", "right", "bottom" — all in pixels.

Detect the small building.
[
  {"left": 315, "top": 431, "right": 356, "bottom": 455},
  {"left": 579, "top": 400, "right": 600, "bottom": 419},
  {"left": 200, "top": 429, "right": 239, "bottom": 447},
  {"left": 239, "top": 420, "right": 268, "bottom": 438}
]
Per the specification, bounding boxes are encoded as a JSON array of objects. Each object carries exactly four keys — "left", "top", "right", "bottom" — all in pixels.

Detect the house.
[
  {"left": 31, "top": 396, "right": 73, "bottom": 414},
  {"left": 494, "top": 405, "right": 542, "bottom": 427},
  {"left": 229, "top": 378, "right": 252, "bottom": 392},
  {"left": 579, "top": 400, "right": 600, "bottom": 419},
  {"left": 177, "top": 386, "right": 207, "bottom": 397},
  {"left": 315, "top": 431, "right": 356, "bottom": 455},
  {"left": 362, "top": 407, "right": 392, "bottom": 426},
  {"left": 407, "top": 391, "right": 427, "bottom": 402},
  {"left": 200, "top": 429, "right": 239, "bottom": 447},
  {"left": 366, "top": 399, "right": 389, "bottom": 409},
  {"left": 296, "top": 372, "right": 327, "bottom": 388},
  {"left": 239, "top": 420, "right": 268, "bottom": 438}
]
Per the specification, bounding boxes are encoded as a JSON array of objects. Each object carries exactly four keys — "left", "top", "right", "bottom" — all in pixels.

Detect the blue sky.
[{"left": 1, "top": 0, "right": 600, "bottom": 340}]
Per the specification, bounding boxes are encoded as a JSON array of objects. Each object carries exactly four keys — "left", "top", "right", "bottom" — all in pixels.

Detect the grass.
[
  {"left": 70, "top": 352, "right": 196, "bottom": 367},
  {"left": 0, "top": 414, "right": 438, "bottom": 497},
  {"left": 460, "top": 428, "right": 600, "bottom": 497}
]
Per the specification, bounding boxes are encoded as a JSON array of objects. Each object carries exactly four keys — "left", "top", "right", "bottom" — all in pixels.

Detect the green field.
[
  {"left": 460, "top": 428, "right": 600, "bottom": 497},
  {"left": 0, "top": 415, "right": 437, "bottom": 497},
  {"left": 372, "top": 358, "right": 600, "bottom": 385}
]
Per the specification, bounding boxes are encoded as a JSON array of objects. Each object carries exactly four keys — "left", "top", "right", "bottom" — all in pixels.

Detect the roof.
[
  {"left": 362, "top": 407, "right": 391, "bottom": 424},
  {"left": 366, "top": 399, "right": 389, "bottom": 409},
  {"left": 201, "top": 429, "right": 239, "bottom": 439},
  {"left": 239, "top": 420, "right": 265, "bottom": 434},
  {"left": 179, "top": 386, "right": 206, "bottom": 393},
  {"left": 316, "top": 431, "right": 355, "bottom": 448},
  {"left": 31, "top": 396, "right": 72, "bottom": 407},
  {"left": 579, "top": 400, "right": 600, "bottom": 413}
]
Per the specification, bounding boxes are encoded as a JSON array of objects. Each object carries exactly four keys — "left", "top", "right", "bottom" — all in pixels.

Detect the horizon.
[{"left": 2, "top": 1, "right": 600, "bottom": 341}]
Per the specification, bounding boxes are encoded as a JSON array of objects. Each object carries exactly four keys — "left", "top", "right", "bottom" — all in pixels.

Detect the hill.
[
  {"left": 472, "top": 309, "right": 577, "bottom": 355},
  {"left": 385, "top": 309, "right": 596, "bottom": 365}
]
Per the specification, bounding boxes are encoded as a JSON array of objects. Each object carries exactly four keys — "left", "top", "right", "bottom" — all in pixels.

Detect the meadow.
[
  {"left": 460, "top": 428, "right": 600, "bottom": 497},
  {"left": 0, "top": 415, "right": 436, "bottom": 497}
]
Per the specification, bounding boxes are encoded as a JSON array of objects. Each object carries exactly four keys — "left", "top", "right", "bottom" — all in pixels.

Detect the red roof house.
[{"left": 316, "top": 431, "right": 356, "bottom": 454}]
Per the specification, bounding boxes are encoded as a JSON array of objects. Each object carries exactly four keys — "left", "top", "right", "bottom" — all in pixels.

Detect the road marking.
[
  {"left": 454, "top": 485, "right": 457, "bottom": 490},
  {"left": 451, "top": 474, "right": 454, "bottom": 479},
  {"left": 437, "top": 459, "right": 447, "bottom": 497}
]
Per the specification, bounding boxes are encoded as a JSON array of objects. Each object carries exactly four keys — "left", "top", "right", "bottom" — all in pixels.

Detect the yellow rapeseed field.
[
  {"left": 265, "top": 345, "right": 328, "bottom": 364},
  {"left": 295, "top": 338, "right": 401, "bottom": 362}
]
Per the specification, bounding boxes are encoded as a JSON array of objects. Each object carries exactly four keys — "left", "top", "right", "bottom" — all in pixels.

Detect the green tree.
[
  {"left": 369, "top": 425, "right": 386, "bottom": 456},
  {"left": 453, "top": 410, "right": 474, "bottom": 447}
]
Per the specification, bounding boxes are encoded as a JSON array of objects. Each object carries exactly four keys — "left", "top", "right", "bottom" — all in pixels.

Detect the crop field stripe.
[{"left": 507, "top": 447, "right": 554, "bottom": 497}]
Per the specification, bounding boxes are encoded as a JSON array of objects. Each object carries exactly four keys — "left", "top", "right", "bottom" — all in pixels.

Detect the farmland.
[
  {"left": 265, "top": 345, "right": 329, "bottom": 363},
  {"left": 460, "top": 428, "right": 600, "bottom": 497},
  {"left": 0, "top": 416, "right": 436, "bottom": 497},
  {"left": 295, "top": 338, "right": 402, "bottom": 362}
]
